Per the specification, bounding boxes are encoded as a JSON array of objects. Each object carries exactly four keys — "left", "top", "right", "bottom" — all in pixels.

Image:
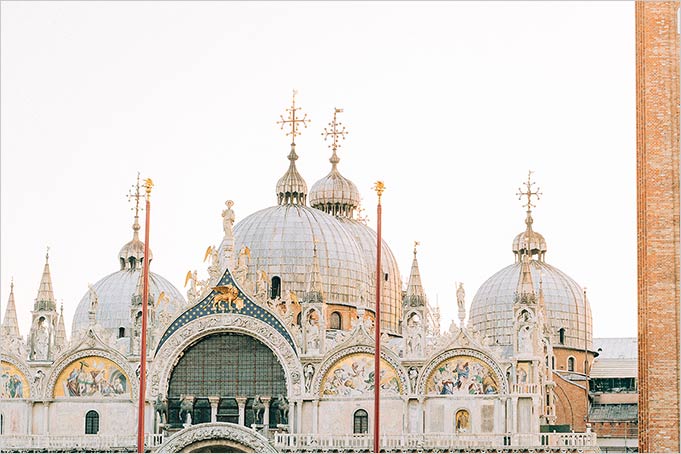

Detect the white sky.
[{"left": 1, "top": 1, "right": 635, "bottom": 340}]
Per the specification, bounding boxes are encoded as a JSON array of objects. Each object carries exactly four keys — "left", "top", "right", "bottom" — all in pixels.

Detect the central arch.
[{"left": 155, "top": 422, "right": 277, "bottom": 453}]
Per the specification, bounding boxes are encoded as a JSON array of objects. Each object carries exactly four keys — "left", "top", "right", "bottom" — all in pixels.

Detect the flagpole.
[
  {"left": 137, "top": 178, "right": 153, "bottom": 453},
  {"left": 373, "top": 181, "right": 385, "bottom": 454}
]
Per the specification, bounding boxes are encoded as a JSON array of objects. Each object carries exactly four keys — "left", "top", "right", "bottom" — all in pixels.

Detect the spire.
[
  {"left": 1, "top": 279, "right": 21, "bottom": 339},
  {"left": 513, "top": 170, "right": 546, "bottom": 261},
  {"left": 55, "top": 302, "right": 67, "bottom": 349},
  {"left": 514, "top": 172, "right": 541, "bottom": 304},
  {"left": 306, "top": 242, "right": 324, "bottom": 303},
  {"left": 34, "top": 248, "right": 57, "bottom": 312},
  {"left": 404, "top": 241, "right": 426, "bottom": 307},
  {"left": 516, "top": 229, "right": 537, "bottom": 305}
]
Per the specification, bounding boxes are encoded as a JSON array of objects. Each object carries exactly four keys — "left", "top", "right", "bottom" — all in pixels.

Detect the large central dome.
[{"left": 233, "top": 204, "right": 369, "bottom": 306}]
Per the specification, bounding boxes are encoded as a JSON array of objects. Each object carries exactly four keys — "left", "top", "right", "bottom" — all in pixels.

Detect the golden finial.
[
  {"left": 277, "top": 89, "right": 310, "bottom": 145},
  {"left": 144, "top": 178, "right": 154, "bottom": 199},
  {"left": 516, "top": 170, "right": 541, "bottom": 211},
  {"left": 322, "top": 108, "right": 348, "bottom": 159},
  {"left": 373, "top": 181, "right": 385, "bottom": 203}
]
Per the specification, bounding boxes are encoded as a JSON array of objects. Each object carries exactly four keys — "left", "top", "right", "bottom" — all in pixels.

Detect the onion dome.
[
  {"left": 118, "top": 212, "right": 153, "bottom": 271},
  {"left": 276, "top": 145, "right": 308, "bottom": 205},
  {"left": 309, "top": 162, "right": 361, "bottom": 217},
  {"left": 512, "top": 211, "right": 547, "bottom": 261},
  {"left": 310, "top": 109, "right": 360, "bottom": 217}
]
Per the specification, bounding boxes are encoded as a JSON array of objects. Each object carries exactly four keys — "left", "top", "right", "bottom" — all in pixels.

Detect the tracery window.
[
  {"left": 353, "top": 409, "right": 368, "bottom": 434},
  {"left": 85, "top": 410, "right": 99, "bottom": 434}
]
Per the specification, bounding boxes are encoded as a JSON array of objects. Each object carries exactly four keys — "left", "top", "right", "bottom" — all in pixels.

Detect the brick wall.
[{"left": 636, "top": 1, "right": 681, "bottom": 452}]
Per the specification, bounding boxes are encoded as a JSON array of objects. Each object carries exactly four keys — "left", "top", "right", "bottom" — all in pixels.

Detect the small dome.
[
  {"left": 71, "top": 269, "right": 185, "bottom": 338},
  {"left": 309, "top": 169, "right": 361, "bottom": 217},
  {"left": 276, "top": 145, "right": 307, "bottom": 205},
  {"left": 118, "top": 219, "right": 153, "bottom": 271},
  {"left": 512, "top": 231, "right": 547, "bottom": 258}
]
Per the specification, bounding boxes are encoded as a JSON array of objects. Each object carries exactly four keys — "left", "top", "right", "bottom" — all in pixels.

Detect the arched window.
[
  {"left": 551, "top": 356, "right": 555, "bottom": 370},
  {"left": 85, "top": 410, "right": 99, "bottom": 434},
  {"left": 217, "top": 398, "right": 239, "bottom": 424},
  {"left": 1, "top": 414, "right": 3, "bottom": 435},
  {"left": 271, "top": 276, "right": 281, "bottom": 299},
  {"left": 118, "top": 327, "right": 125, "bottom": 338},
  {"left": 329, "top": 312, "right": 342, "bottom": 330},
  {"left": 567, "top": 357, "right": 575, "bottom": 372},
  {"left": 558, "top": 328, "right": 566, "bottom": 345},
  {"left": 353, "top": 409, "right": 368, "bottom": 434}
]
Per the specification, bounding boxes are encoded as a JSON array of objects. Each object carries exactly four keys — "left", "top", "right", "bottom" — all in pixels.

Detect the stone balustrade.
[
  {"left": 274, "top": 432, "right": 598, "bottom": 451},
  {"left": 0, "top": 433, "right": 164, "bottom": 451}
]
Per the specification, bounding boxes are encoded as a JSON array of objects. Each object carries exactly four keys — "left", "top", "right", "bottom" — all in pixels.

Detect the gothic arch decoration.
[
  {"left": 418, "top": 348, "right": 508, "bottom": 396},
  {"left": 155, "top": 422, "right": 277, "bottom": 454},
  {"left": 313, "top": 346, "right": 408, "bottom": 397},
  {"left": 156, "top": 267, "right": 296, "bottom": 353},
  {"left": 45, "top": 349, "right": 137, "bottom": 401},
  {"left": 1, "top": 357, "right": 31, "bottom": 399},
  {"left": 151, "top": 312, "right": 302, "bottom": 398}
]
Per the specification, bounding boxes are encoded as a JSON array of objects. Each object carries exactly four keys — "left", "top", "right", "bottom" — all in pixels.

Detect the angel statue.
[
  {"left": 222, "top": 200, "right": 235, "bottom": 239},
  {"left": 184, "top": 270, "right": 199, "bottom": 304}
]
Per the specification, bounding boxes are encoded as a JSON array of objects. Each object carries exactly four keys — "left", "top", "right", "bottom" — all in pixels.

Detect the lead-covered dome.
[
  {"left": 469, "top": 260, "right": 592, "bottom": 351},
  {"left": 232, "top": 204, "right": 369, "bottom": 307},
  {"left": 72, "top": 269, "right": 185, "bottom": 337},
  {"left": 309, "top": 150, "right": 361, "bottom": 218}
]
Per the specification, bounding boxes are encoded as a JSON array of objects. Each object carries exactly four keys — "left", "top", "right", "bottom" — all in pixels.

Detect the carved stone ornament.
[
  {"left": 1, "top": 352, "right": 38, "bottom": 399},
  {"left": 155, "top": 422, "right": 277, "bottom": 454},
  {"left": 416, "top": 348, "right": 509, "bottom": 396},
  {"left": 44, "top": 347, "right": 138, "bottom": 401},
  {"left": 150, "top": 313, "right": 302, "bottom": 398},
  {"left": 312, "top": 345, "right": 409, "bottom": 397}
]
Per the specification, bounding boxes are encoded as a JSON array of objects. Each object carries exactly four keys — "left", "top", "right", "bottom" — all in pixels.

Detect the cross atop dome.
[
  {"left": 516, "top": 170, "right": 542, "bottom": 212},
  {"left": 277, "top": 89, "right": 310, "bottom": 146},
  {"left": 322, "top": 108, "right": 348, "bottom": 168}
]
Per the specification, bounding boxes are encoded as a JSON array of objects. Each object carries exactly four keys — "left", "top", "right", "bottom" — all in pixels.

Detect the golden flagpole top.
[{"left": 373, "top": 181, "right": 385, "bottom": 203}]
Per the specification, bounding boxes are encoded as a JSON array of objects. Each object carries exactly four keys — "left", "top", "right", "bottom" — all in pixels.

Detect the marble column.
[
  {"left": 312, "top": 399, "right": 319, "bottom": 433},
  {"left": 42, "top": 402, "right": 49, "bottom": 435},
  {"left": 208, "top": 396, "right": 220, "bottom": 423},
  {"left": 236, "top": 397, "right": 248, "bottom": 426}
]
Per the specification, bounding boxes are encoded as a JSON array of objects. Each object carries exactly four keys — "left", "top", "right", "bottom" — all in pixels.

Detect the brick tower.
[{"left": 636, "top": 1, "right": 681, "bottom": 453}]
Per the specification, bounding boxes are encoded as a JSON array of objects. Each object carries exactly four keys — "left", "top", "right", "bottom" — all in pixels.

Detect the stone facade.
[{"left": 636, "top": 1, "right": 681, "bottom": 453}]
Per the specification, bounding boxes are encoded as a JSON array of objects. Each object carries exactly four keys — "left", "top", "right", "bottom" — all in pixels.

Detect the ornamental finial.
[
  {"left": 277, "top": 89, "right": 310, "bottom": 145},
  {"left": 127, "top": 172, "right": 143, "bottom": 235},
  {"left": 413, "top": 241, "right": 420, "bottom": 256},
  {"left": 373, "top": 181, "right": 385, "bottom": 203},
  {"left": 322, "top": 108, "right": 348, "bottom": 167},
  {"left": 516, "top": 170, "right": 542, "bottom": 212},
  {"left": 144, "top": 178, "right": 153, "bottom": 197}
]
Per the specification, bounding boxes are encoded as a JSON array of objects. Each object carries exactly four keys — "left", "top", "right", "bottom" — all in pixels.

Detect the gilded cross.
[
  {"left": 516, "top": 170, "right": 542, "bottom": 210},
  {"left": 277, "top": 90, "right": 310, "bottom": 145},
  {"left": 322, "top": 108, "right": 348, "bottom": 151}
]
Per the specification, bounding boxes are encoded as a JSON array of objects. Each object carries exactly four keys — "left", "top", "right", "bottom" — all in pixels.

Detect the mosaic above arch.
[
  {"left": 156, "top": 268, "right": 296, "bottom": 353},
  {"left": 1, "top": 361, "right": 29, "bottom": 398},
  {"left": 426, "top": 354, "right": 501, "bottom": 395},
  {"left": 321, "top": 352, "right": 403, "bottom": 397},
  {"left": 54, "top": 356, "right": 130, "bottom": 398}
]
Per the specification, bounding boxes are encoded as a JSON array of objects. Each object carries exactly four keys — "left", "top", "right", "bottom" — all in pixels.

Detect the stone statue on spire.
[
  {"left": 222, "top": 200, "right": 235, "bottom": 239},
  {"left": 456, "top": 282, "right": 466, "bottom": 327}
]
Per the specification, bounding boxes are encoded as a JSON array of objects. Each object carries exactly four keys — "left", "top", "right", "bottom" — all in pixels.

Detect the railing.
[
  {"left": 0, "top": 433, "right": 164, "bottom": 451},
  {"left": 274, "top": 432, "right": 599, "bottom": 451},
  {"left": 512, "top": 383, "right": 539, "bottom": 394}
]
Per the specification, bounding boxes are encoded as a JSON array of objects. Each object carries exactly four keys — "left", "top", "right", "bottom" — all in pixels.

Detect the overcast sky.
[{"left": 1, "top": 1, "right": 635, "bottom": 339}]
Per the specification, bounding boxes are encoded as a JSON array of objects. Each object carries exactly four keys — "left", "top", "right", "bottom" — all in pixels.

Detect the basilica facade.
[{"left": 1, "top": 104, "right": 599, "bottom": 453}]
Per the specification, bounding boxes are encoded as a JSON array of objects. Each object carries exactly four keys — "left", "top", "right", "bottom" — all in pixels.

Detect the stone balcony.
[{"left": 274, "top": 432, "right": 599, "bottom": 452}]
